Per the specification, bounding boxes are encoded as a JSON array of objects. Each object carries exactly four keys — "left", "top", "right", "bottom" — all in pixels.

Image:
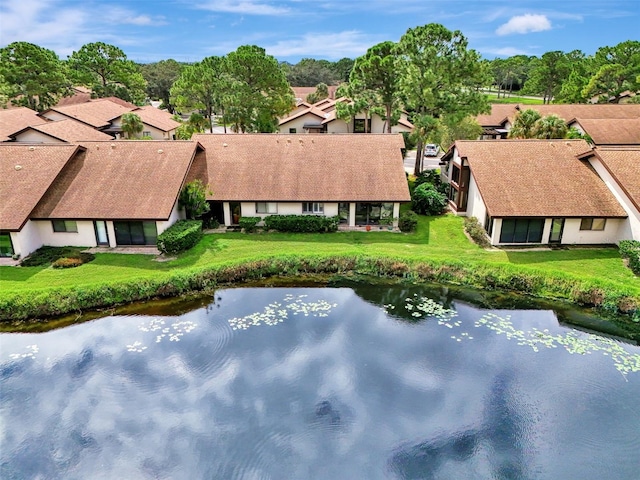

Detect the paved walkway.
[{"left": 83, "top": 246, "right": 161, "bottom": 255}]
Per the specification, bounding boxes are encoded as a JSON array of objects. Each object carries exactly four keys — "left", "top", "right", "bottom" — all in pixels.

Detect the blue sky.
[{"left": 1, "top": 0, "right": 638, "bottom": 63}]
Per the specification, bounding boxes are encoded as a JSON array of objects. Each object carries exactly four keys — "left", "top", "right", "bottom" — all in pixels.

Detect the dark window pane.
[
  {"left": 143, "top": 222, "right": 157, "bottom": 245},
  {"left": 592, "top": 218, "right": 606, "bottom": 231},
  {"left": 527, "top": 220, "right": 544, "bottom": 243},
  {"left": 500, "top": 219, "right": 516, "bottom": 243},
  {"left": 114, "top": 222, "right": 131, "bottom": 245},
  {"left": 129, "top": 223, "right": 145, "bottom": 245},
  {"left": 0, "top": 234, "right": 13, "bottom": 257},
  {"left": 580, "top": 218, "right": 592, "bottom": 230},
  {"left": 52, "top": 220, "right": 65, "bottom": 232},
  {"left": 513, "top": 219, "right": 529, "bottom": 243}
]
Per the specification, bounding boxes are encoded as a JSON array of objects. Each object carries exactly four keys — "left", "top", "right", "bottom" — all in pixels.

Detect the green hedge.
[
  {"left": 464, "top": 217, "right": 492, "bottom": 248},
  {"left": 619, "top": 240, "right": 640, "bottom": 275},
  {"left": 239, "top": 217, "right": 260, "bottom": 233},
  {"left": 264, "top": 215, "right": 340, "bottom": 233},
  {"left": 156, "top": 220, "right": 202, "bottom": 254},
  {"left": 2, "top": 255, "right": 639, "bottom": 339}
]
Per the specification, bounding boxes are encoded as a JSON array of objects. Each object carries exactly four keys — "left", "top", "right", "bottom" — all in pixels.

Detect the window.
[
  {"left": 450, "top": 164, "right": 461, "bottom": 185},
  {"left": 353, "top": 119, "right": 372, "bottom": 133},
  {"left": 0, "top": 233, "right": 14, "bottom": 257},
  {"left": 580, "top": 218, "right": 606, "bottom": 231},
  {"left": 303, "top": 202, "right": 324, "bottom": 214},
  {"left": 289, "top": 128, "right": 297, "bottom": 134},
  {"left": 114, "top": 221, "right": 157, "bottom": 246},
  {"left": 499, "top": 218, "right": 544, "bottom": 243},
  {"left": 143, "top": 131, "right": 151, "bottom": 137},
  {"left": 52, "top": 220, "right": 78, "bottom": 233},
  {"left": 256, "top": 202, "right": 277, "bottom": 214}
]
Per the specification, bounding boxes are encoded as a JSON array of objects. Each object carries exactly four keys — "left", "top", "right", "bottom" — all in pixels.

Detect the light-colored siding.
[
  {"left": 11, "top": 220, "right": 42, "bottom": 257},
  {"left": 466, "top": 175, "right": 487, "bottom": 224},
  {"left": 34, "top": 220, "right": 98, "bottom": 248},
  {"left": 12, "top": 130, "right": 65, "bottom": 143},
  {"left": 560, "top": 218, "right": 624, "bottom": 244},
  {"left": 588, "top": 157, "right": 640, "bottom": 242},
  {"left": 278, "top": 114, "right": 324, "bottom": 134},
  {"left": 40, "top": 111, "right": 71, "bottom": 122},
  {"left": 156, "top": 202, "right": 184, "bottom": 235}
]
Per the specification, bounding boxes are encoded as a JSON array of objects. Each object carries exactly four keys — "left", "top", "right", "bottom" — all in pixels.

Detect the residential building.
[
  {"left": 441, "top": 140, "right": 630, "bottom": 246},
  {"left": 191, "top": 133, "right": 411, "bottom": 228}
]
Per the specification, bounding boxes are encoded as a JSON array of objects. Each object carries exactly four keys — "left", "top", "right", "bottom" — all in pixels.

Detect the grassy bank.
[{"left": 1, "top": 215, "right": 638, "bottom": 329}]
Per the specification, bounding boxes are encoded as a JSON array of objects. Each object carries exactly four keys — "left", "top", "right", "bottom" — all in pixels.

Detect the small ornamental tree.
[
  {"left": 121, "top": 112, "right": 144, "bottom": 139},
  {"left": 179, "top": 180, "right": 211, "bottom": 219}
]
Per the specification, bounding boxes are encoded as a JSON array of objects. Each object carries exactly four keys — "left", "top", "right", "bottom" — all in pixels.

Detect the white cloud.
[
  {"left": 496, "top": 14, "right": 552, "bottom": 35},
  {"left": 480, "top": 46, "right": 531, "bottom": 57},
  {"left": 194, "top": 0, "right": 290, "bottom": 15},
  {"left": 263, "top": 31, "right": 384, "bottom": 59}
]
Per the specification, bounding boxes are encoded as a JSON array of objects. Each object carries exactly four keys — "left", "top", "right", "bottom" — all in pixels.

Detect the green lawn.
[
  {"left": 1, "top": 215, "right": 638, "bottom": 301},
  {"left": 486, "top": 94, "right": 544, "bottom": 105}
]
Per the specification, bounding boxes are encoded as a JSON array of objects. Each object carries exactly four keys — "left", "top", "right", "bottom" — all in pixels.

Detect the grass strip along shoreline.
[{"left": 1, "top": 216, "right": 639, "bottom": 336}]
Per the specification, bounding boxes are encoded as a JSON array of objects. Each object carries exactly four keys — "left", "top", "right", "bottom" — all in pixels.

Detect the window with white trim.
[
  {"left": 302, "top": 202, "right": 324, "bottom": 214},
  {"left": 52, "top": 220, "right": 78, "bottom": 233},
  {"left": 580, "top": 218, "right": 606, "bottom": 231},
  {"left": 256, "top": 202, "right": 277, "bottom": 214}
]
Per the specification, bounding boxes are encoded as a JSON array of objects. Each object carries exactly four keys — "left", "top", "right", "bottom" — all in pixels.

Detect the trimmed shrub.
[
  {"left": 52, "top": 257, "right": 83, "bottom": 269},
  {"left": 157, "top": 220, "right": 202, "bottom": 254},
  {"left": 464, "top": 217, "right": 492, "bottom": 248},
  {"left": 22, "top": 246, "right": 94, "bottom": 267},
  {"left": 239, "top": 217, "right": 260, "bottom": 233},
  {"left": 412, "top": 183, "right": 448, "bottom": 216},
  {"left": 619, "top": 240, "right": 640, "bottom": 275},
  {"left": 203, "top": 217, "right": 220, "bottom": 229},
  {"left": 263, "top": 215, "right": 340, "bottom": 233},
  {"left": 398, "top": 211, "right": 418, "bottom": 232}
]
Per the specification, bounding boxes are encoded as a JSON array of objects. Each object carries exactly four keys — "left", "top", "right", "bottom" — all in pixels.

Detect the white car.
[{"left": 424, "top": 144, "right": 439, "bottom": 157}]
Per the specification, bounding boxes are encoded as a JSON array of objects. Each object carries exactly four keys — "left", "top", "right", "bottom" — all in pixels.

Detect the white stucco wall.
[
  {"left": 10, "top": 221, "right": 43, "bottom": 257},
  {"left": 156, "top": 202, "right": 184, "bottom": 235},
  {"left": 40, "top": 111, "right": 72, "bottom": 122},
  {"left": 34, "top": 220, "right": 98, "bottom": 248},
  {"left": 239, "top": 202, "right": 339, "bottom": 221},
  {"left": 588, "top": 158, "right": 640, "bottom": 242},
  {"left": 492, "top": 217, "right": 624, "bottom": 246},
  {"left": 560, "top": 218, "right": 624, "bottom": 244},
  {"left": 278, "top": 114, "right": 325, "bottom": 133},
  {"left": 466, "top": 175, "right": 487, "bottom": 223},
  {"left": 326, "top": 119, "right": 350, "bottom": 134},
  {"left": 13, "top": 130, "right": 65, "bottom": 143},
  {"left": 111, "top": 118, "right": 171, "bottom": 140}
]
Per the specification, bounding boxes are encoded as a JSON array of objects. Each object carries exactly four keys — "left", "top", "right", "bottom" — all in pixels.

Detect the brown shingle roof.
[
  {"left": 291, "top": 86, "right": 338, "bottom": 101},
  {"left": 592, "top": 147, "right": 640, "bottom": 212},
  {"left": 10, "top": 119, "right": 113, "bottom": 142},
  {"left": 31, "top": 141, "right": 202, "bottom": 221},
  {"left": 570, "top": 118, "right": 640, "bottom": 145},
  {"left": 132, "top": 106, "right": 181, "bottom": 132},
  {"left": 0, "top": 144, "right": 82, "bottom": 230},
  {"left": 0, "top": 107, "right": 47, "bottom": 141},
  {"left": 454, "top": 139, "right": 626, "bottom": 218},
  {"left": 192, "top": 133, "right": 410, "bottom": 202},
  {"left": 477, "top": 104, "right": 640, "bottom": 127},
  {"left": 45, "top": 98, "right": 135, "bottom": 128}
]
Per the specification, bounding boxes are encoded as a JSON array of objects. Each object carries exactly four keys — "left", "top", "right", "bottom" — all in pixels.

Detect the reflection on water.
[{"left": 1, "top": 286, "right": 640, "bottom": 479}]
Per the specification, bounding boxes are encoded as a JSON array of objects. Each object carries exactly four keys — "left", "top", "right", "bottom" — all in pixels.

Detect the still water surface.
[{"left": 2, "top": 285, "right": 640, "bottom": 479}]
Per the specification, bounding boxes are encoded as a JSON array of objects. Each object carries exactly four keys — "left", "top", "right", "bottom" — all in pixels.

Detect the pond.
[{"left": 2, "top": 284, "right": 640, "bottom": 479}]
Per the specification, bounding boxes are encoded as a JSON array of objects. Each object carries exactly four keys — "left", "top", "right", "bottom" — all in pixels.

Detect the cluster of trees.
[
  {"left": 489, "top": 41, "right": 640, "bottom": 104},
  {"left": 508, "top": 108, "right": 592, "bottom": 142},
  {"left": 0, "top": 41, "right": 147, "bottom": 111},
  {"left": 334, "top": 24, "right": 490, "bottom": 173},
  {"left": 282, "top": 58, "right": 354, "bottom": 86},
  {"left": 170, "top": 46, "right": 294, "bottom": 133}
]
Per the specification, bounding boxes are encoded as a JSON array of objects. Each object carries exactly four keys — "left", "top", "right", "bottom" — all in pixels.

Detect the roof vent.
[
  {"left": 287, "top": 138, "right": 291, "bottom": 143},
  {"left": 299, "top": 138, "right": 303, "bottom": 143},
  {"left": 15, "top": 165, "right": 22, "bottom": 171},
  {"left": 28, "top": 146, "right": 35, "bottom": 151},
  {"left": 111, "top": 143, "right": 116, "bottom": 149},
  {"left": 223, "top": 143, "right": 228, "bottom": 147},
  {"left": 158, "top": 149, "right": 163, "bottom": 154}
]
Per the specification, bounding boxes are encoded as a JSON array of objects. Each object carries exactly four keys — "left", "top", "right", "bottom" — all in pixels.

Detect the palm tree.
[
  {"left": 508, "top": 109, "right": 541, "bottom": 139},
  {"left": 120, "top": 112, "right": 144, "bottom": 139},
  {"left": 532, "top": 114, "right": 568, "bottom": 139}
]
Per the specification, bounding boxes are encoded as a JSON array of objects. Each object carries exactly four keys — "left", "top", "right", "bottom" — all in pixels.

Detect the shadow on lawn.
[
  {"left": 505, "top": 246, "right": 621, "bottom": 265},
  {"left": 209, "top": 218, "right": 434, "bottom": 246}
]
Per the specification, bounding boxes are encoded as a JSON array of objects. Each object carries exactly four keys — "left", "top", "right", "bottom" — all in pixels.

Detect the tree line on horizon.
[{"left": 0, "top": 26, "right": 638, "bottom": 171}]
